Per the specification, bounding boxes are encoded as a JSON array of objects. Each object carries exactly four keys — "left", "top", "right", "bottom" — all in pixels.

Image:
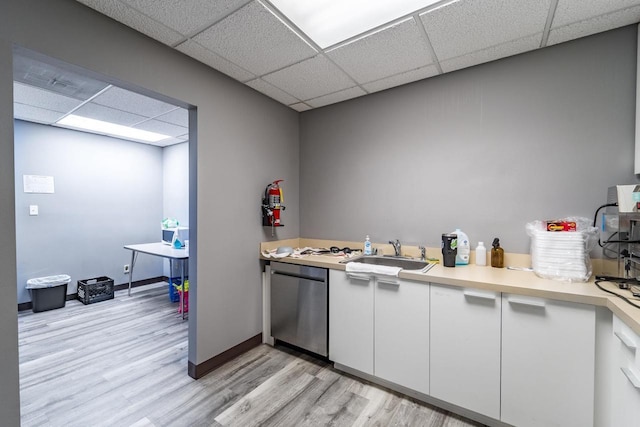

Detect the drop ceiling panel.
[
  {"left": 440, "top": 33, "right": 542, "bottom": 73},
  {"left": 73, "top": 103, "right": 147, "bottom": 126},
  {"left": 246, "top": 79, "right": 300, "bottom": 105},
  {"left": 306, "top": 87, "right": 367, "bottom": 108},
  {"left": 362, "top": 65, "right": 439, "bottom": 93},
  {"left": 121, "top": 0, "right": 250, "bottom": 36},
  {"left": 76, "top": 0, "right": 185, "bottom": 46},
  {"left": 262, "top": 55, "right": 355, "bottom": 101},
  {"left": 14, "top": 104, "right": 65, "bottom": 125},
  {"left": 192, "top": 0, "right": 317, "bottom": 76},
  {"left": 420, "top": 0, "right": 551, "bottom": 61},
  {"left": 133, "top": 119, "right": 188, "bottom": 138},
  {"left": 551, "top": 0, "right": 640, "bottom": 28},
  {"left": 176, "top": 40, "right": 256, "bottom": 82},
  {"left": 91, "top": 86, "right": 176, "bottom": 118},
  {"left": 13, "top": 55, "right": 109, "bottom": 101},
  {"left": 289, "top": 102, "right": 312, "bottom": 112},
  {"left": 13, "top": 82, "right": 83, "bottom": 113},
  {"left": 155, "top": 108, "right": 189, "bottom": 127},
  {"left": 154, "top": 136, "right": 187, "bottom": 147},
  {"left": 327, "top": 18, "right": 434, "bottom": 85},
  {"left": 548, "top": 5, "right": 640, "bottom": 46}
]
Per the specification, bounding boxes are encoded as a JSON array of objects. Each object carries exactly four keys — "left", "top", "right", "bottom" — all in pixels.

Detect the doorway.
[{"left": 13, "top": 48, "right": 196, "bottom": 424}]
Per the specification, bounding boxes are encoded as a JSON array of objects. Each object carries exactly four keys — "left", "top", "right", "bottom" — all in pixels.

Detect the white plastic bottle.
[
  {"left": 475, "top": 241, "right": 487, "bottom": 266},
  {"left": 364, "top": 235, "right": 372, "bottom": 255},
  {"left": 453, "top": 228, "right": 470, "bottom": 265}
]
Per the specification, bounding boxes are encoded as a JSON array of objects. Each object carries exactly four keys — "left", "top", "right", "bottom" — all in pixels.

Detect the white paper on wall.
[{"left": 23, "top": 175, "right": 55, "bottom": 194}]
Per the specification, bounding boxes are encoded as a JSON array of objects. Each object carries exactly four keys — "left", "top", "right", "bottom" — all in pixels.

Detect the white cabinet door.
[
  {"left": 329, "top": 270, "right": 374, "bottom": 375},
  {"left": 374, "top": 277, "right": 429, "bottom": 395},
  {"left": 501, "top": 294, "right": 595, "bottom": 427},
  {"left": 430, "top": 284, "right": 501, "bottom": 419},
  {"left": 611, "top": 315, "right": 640, "bottom": 427}
]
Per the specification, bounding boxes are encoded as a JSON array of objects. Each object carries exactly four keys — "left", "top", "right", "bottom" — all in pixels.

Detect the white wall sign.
[{"left": 23, "top": 175, "right": 55, "bottom": 194}]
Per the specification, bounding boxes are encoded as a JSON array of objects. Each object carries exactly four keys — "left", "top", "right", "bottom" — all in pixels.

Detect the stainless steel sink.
[{"left": 341, "top": 255, "right": 434, "bottom": 272}]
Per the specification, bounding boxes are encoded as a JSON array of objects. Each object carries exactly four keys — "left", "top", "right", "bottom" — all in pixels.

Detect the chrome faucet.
[
  {"left": 389, "top": 239, "right": 401, "bottom": 257},
  {"left": 419, "top": 246, "right": 426, "bottom": 261}
]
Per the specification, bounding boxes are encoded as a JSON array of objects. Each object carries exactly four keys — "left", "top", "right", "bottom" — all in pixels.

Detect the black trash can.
[{"left": 26, "top": 274, "right": 71, "bottom": 312}]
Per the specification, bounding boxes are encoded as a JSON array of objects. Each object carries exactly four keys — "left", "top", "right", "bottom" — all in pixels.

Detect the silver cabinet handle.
[
  {"left": 507, "top": 296, "right": 546, "bottom": 308},
  {"left": 463, "top": 290, "right": 497, "bottom": 301},
  {"left": 346, "top": 272, "right": 371, "bottom": 282},
  {"left": 621, "top": 367, "right": 640, "bottom": 389},
  {"left": 376, "top": 277, "right": 400, "bottom": 286},
  {"left": 614, "top": 331, "right": 638, "bottom": 352}
]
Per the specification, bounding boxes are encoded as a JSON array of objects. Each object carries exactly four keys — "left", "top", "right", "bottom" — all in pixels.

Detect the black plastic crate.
[{"left": 77, "top": 276, "right": 114, "bottom": 305}]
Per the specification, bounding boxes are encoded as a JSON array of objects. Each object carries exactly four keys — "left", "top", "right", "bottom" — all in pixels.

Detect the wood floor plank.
[
  {"left": 214, "top": 359, "right": 318, "bottom": 426},
  {"left": 19, "top": 282, "right": 485, "bottom": 427}
]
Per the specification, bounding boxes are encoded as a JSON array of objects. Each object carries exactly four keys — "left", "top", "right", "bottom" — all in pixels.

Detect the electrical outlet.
[{"left": 124, "top": 264, "right": 130, "bottom": 274}]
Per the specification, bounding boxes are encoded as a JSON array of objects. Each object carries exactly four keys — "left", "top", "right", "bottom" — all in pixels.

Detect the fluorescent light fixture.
[
  {"left": 270, "top": 0, "right": 442, "bottom": 48},
  {"left": 56, "top": 114, "right": 170, "bottom": 142}
]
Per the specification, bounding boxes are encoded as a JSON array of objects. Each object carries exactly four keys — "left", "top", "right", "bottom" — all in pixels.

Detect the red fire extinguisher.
[{"left": 262, "top": 180, "right": 285, "bottom": 231}]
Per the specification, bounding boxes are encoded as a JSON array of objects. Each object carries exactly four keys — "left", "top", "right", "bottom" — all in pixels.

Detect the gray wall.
[
  {"left": 162, "top": 141, "right": 189, "bottom": 277},
  {"left": 0, "top": 34, "right": 20, "bottom": 425},
  {"left": 300, "top": 26, "right": 639, "bottom": 255},
  {"left": 163, "top": 142, "right": 189, "bottom": 227},
  {"left": 14, "top": 120, "right": 164, "bottom": 304},
  {"left": 0, "top": 1, "right": 300, "bottom": 423}
]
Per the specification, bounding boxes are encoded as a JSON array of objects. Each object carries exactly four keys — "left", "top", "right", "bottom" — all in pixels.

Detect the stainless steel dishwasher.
[{"left": 270, "top": 261, "right": 328, "bottom": 357}]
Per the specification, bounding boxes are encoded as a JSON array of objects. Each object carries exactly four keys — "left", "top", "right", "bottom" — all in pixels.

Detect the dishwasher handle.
[
  {"left": 270, "top": 261, "right": 328, "bottom": 282},
  {"left": 271, "top": 270, "right": 327, "bottom": 283}
]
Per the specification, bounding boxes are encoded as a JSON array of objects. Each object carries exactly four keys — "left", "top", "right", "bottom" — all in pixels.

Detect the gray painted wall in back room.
[
  {"left": 300, "top": 25, "right": 639, "bottom": 255},
  {"left": 14, "top": 120, "right": 163, "bottom": 304},
  {"left": 0, "top": 1, "right": 300, "bottom": 423},
  {"left": 162, "top": 141, "right": 189, "bottom": 278}
]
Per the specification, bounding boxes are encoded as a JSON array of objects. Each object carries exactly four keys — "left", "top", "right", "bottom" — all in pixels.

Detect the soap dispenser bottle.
[
  {"left": 491, "top": 238, "right": 504, "bottom": 268},
  {"left": 364, "top": 235, "right": 372, "bottom": 255}
]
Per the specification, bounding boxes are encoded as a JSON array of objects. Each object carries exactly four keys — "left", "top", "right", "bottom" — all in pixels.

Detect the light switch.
[{"left": 29, "top": 205, "right": 38, "bottom": 216}]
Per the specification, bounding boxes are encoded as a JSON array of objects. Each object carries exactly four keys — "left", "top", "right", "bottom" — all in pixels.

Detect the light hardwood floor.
[{"left": 18, "top": 283, "right": 484, "bottom": 427}]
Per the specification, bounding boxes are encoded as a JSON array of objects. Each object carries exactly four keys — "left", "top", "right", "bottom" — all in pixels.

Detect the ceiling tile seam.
[
  {"left": 302, "top": 85, "right": 364, "bottom": 104},
  {"left": 169, "top": 0, "right": 255, "bottom": 48},
  {"left": 56, "top": 84, "right": 114, "bottom": 123},
  {"left": 177, "top": 38, "right": 258, "bottom": 83},
  {"left": 289, "top": 101, "right": 311, "bottom": 109},
  {"left": 318, "top": 52, "right": 370, "bottom": 94},
  {"left": 254, "top": 53, "right": 338, "bottom": 85},
  {"left": 356, "top": 65, "right": 437, "bottom": 88},
  {"left": 436, "top": 30, "right": 548, "bottom": 65},
  {"left": 248, "top": 78, "right": 304, "bottom": 104},
  {"left": 128, "top": 106, "right": 187, "bottom": 130},
  {"left": 319, "top": 0, "right": 458, "bottom": 52},
  {"left": 13, "top": 81, "right": 85, "bottom": 105},
  {"left": 12, "top": 101, "right": 67, "bottom": 118},
  {"left": 324, "top": 16, "right": 416, "bottom": 53},
  {"left": 548, "top": 4, "right": 640, "bottom": 33},
  {"left": 256, "top": 0, "right": 319, "bottom": 53},
  {"left": 540, "top": 0, "right": 560, "bottom": 48},
  {"left": 260, "top": 0, "right": 323, "bottom": 52},
  {"left": 414, "top": 14, "right": 443, "bottom": 75},
  {"left": 103, "top": 0, "right": 190, "bottom": 47}
]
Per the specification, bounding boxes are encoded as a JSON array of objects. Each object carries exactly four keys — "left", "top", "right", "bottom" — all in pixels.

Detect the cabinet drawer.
[{"left": 613, "top": 315, "right": 640, "bottom": 369}]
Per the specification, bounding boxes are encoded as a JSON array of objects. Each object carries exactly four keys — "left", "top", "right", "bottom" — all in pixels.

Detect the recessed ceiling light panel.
[
  {"left": 57, "top": 115, "right": 171, "bottom": 143},
  {"left": 270, "top": 0, "right": 442, "bottom": 48}
]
